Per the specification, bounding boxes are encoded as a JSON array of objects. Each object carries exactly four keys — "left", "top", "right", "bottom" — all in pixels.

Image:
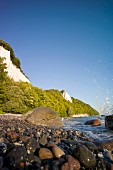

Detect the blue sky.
[{"left": 1, "top": 0, "right": 113, "bottom": 113}]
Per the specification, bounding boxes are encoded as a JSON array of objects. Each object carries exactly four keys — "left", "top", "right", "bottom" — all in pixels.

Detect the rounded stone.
[
  {"left": 26, "top": 154, "right": 41, "bottom": 164},
  {"left": 84, "top": 119, "right": 101, "bottom": 126},
  {"left": 67, "top": 155, "right": 80, "bottom": 170},
  {"left": 85, "top": 142, "right": 98, "bottom": 151},
  {"left": 24, "top": 106, "right": 64, "bottom": 126},
  {"left": 73, "top": 144, "right": 96, "bottom": 168},
  {"left": 6, "top": 145, "right": 27, "bottom": 166},
  {"left": 52, "top": 145, "right": 65, "bottom": 158},
  {"left": 25, "top": 137, "right": 39, "bottom": 154},
  {"left": 39, "top": 148, "right": 53, "bottom": 160}
]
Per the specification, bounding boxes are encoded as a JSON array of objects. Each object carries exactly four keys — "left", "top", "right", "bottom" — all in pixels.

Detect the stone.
[
  {"left": 73, "top": 144, "right": 96, "bottom": 168},
  {"left": 7, "top": 131, "right": 19, "bottom": 142},
  {"left": 85, "top": 142, "right": 98, "bottom": 151},
  {"left": 6, "top": 145, "right": 27, "bottom": 166},
  {"left": 19, "top": 135, "right": 30, "bottom": 143},
  {"left": 26, "top": 154, "right": 41, "bottom": 164},
  {"left": 0, "top": 156, "right": 3, "bottom": 169},
  {"left": 0, "top": 142, "right": 7, "bottom": 155},
  {"left": 52, "top": 145, "right": 65, "bottom": 158},
  {"left": 84, "top": 118, "right": 101, "bottom": 126},
  {"left": 24, "top": 106, "right": 64, "bottom": 126},
  {"left": 61, "top": 162, "right": 69, "bottom": 170},
  {"left": 97, "top": 139, "right": 113, "bottom": 151},
  {"left": 25, "top": 137, "right": 39, "bottom": 154},
  {"left": 105, "top": 115, "right": 113, "bottom": 129},
  {"left": 39, "top": 148, "right": 53, "bottom": 160},
  {"left": 39, "top": 136, "right": 47, "bottom": 146}
]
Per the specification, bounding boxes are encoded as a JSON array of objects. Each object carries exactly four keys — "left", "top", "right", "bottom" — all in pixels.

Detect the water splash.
[{"left": 99, "top": 97, "right": 113, "bottom": 115}]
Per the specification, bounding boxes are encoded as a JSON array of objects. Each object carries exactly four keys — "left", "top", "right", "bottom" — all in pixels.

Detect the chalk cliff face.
[
  {"left": 61, "top": 91, "right": 72, "bottom": 103},
  {"left": 0, "top": 46, "right": 30, "bottom": 83}
]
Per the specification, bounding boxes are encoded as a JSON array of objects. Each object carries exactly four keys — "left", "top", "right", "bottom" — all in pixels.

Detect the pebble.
[
  {"left": 73, "top": 144, "right": 97, "bottom": 168},
  {"left": 39, "top": 148, "right": 53, "bottom": 159},
  {"left": 0, "top": 114, "right": 112, "bottom": 169},
  {"left": 52, "top": 145, "right": 65, "bottom": 158}
]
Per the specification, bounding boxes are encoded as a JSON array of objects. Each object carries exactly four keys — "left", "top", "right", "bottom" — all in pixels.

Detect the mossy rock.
[{"left": 24, "top": 106, "right": 64, "bottom": 126}]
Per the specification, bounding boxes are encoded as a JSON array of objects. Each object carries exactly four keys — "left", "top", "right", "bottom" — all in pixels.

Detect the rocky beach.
[{"left": 0, "top": 114, "right": 113, "bottom": 170}]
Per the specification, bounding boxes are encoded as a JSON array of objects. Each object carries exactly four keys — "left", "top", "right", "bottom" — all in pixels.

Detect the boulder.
[
  {"left": 105, "top": 115, "right": 113, "bottom": 129},
  {"left": 73, "top": 144, "right": 96, "bottom": 168},
  {"left": 24, "top": 106, "right": 64, "bottom": 126},
  {"left": 84, "top": 118, "right": 101, "bottom": 126}
]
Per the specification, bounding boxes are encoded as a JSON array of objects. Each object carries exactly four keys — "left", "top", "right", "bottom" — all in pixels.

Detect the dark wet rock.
[
  {"left": 52, "top": 158, "right": 65, "bottom": 170},
  {"left": 97, "top": 157, "right": 113, "bottom": 170},
  {"left": 39, "top": 148, "right": 53, "bottom": 159},
  {"left": 6, "top": 145, "right": 27, "bottom": 166},
  {"left": 0, "top": 142, "right": 7, "bottom": 155},
  {"left": 24, "top": 106, "right": 64, "bottom": 126},
  {"left": 0, "top": 156, "right": 3, "bottom": 168},
  {"left": 84, "top": 118, "right": 101, "bottom": 126},
  {"left": 25, "top": 137, "right": 40, "bottom": 154},
  {"left": 26, "top": 154, "right": 41, "bottom": 164},
  {"left": 52, "top": 145, "right": 65, "bottom": 158},
  {"left": 104, "top": 151, "right": 113, "bottom": 161},
  {"left": 105, "top": 115, "right": 113, "bottom": 130},
  {"left": 97, "top": 158, "right": 107, "bottom": 170},
  {"left": 61, "top": 162, "right": 70, "bottom": 170},
  {"left": 85, "top": 141, "right": 98, "bottom": 151},
  {"left": 73, "top": 144, "right": 96, "bottom": 168},
  {"left": 1, "top": 168, "right": 9, "bottom": 170}
]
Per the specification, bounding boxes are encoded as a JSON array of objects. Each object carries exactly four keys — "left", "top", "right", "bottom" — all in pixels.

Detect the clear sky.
[{"left": 1, "top": 0, "right": 113, "bottom": 113}]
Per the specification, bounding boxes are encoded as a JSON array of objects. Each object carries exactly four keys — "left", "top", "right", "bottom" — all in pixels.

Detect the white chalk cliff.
[
  {"left": 62, "top": 91, "right": 72, "bottom": 103},
  {"left": 0, "top": 46, "right": 30, "bottom": 83}
]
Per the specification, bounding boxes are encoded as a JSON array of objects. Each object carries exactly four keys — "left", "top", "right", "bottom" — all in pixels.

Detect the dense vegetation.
[{"left": 0, "top": 40, "right": 99, "bottom": 117}]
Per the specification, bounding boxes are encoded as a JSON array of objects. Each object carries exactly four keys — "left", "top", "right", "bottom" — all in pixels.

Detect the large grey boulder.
[{"left": 24, "top": 106, "right": 64, "bottom": 127}]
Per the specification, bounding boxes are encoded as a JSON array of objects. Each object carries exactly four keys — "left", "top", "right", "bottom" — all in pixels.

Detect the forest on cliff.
[{"left": 0, "top": 40, "right": 99, "bottom": 117}]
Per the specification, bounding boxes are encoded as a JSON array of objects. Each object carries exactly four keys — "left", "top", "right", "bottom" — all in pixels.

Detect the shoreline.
[
  {"left": 72, "top": 114, "right": 88, "bottom": 117},
  {"left": 0, "top": 114, "right": 112, "bottom": 169}
]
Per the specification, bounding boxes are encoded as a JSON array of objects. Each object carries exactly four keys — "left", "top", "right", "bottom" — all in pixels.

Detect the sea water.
[{"left": 63, "top": 115, "right": 113, "bottom": 141}]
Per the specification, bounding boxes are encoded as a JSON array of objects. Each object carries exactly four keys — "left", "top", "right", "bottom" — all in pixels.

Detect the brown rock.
[
  {"left": 84, "top": 119, "right": 101, "bottom": 126},
  {"left": 7, "top": 131, "right": 19, "bottom": 141},
  {"left": 54, "top": 130, "right": 62, "bottom": 137},
  {"left": 61, "top": 155, "right": 80, "bottom": 170},
  {"left": 61, "top": 162, "right": 69, "bottom": 170},
  {"left": 52, "top": 145, "right": 65, "bottom": 158},
  {"left": 19, "top": 135, "right": 30, "bottom": 143},
  {"left": 67, "top": 155, "right": 80, "bottom": 170},
  {"left": 24, "top": 106, "right": 64, "bottom": 126},
  {"left": 97, "top": 140, "right": 113, "bottom": 151},
  {"left": 39, "top": 148, "right": 53, "bottom": 160}
]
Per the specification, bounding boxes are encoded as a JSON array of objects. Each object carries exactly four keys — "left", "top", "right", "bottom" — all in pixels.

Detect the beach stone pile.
[{"left": 0, "top": 115, "right": 113, "bottom": 169}]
